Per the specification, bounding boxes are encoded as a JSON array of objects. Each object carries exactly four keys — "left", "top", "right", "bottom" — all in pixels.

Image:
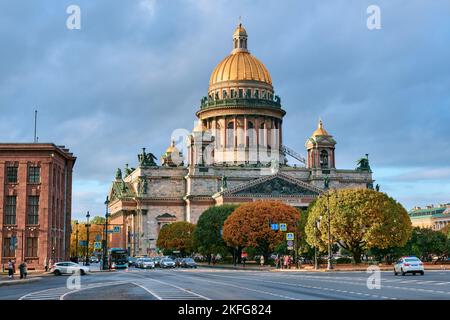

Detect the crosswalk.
[{"left": 19, "top": 281, "right": 129, "bottom": 300}]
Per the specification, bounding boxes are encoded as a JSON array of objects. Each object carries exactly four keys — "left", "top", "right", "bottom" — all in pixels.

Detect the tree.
[
  {"left": 402, "top": 227, "right": 448, "bottom": 260},
  {"left": 90, "top": 216, "right": 106, "bottom": 225},
  {"left": 305, "top": 189, "right": 412, "bottom": 263},
  {"left": 193, "top": 204, "right": 239, "bottom": 262},
  {"left": 222, "top": 201, "right": 301, "bottom": 263},
  {"left": 70, "top": 218, "right": 105, "bottom": 258},
  {"left": 156, "top": 222, "right": 196, "bottom": 256}
]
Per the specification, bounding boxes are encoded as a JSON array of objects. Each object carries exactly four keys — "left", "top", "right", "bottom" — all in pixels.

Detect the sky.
[{"left": 0, "top": 0, "right": 449, "bottom": 220}]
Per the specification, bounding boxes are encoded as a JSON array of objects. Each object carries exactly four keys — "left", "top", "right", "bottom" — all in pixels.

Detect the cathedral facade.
[{"left": 107, "top": 24, "right": 373, "bottom": 256}]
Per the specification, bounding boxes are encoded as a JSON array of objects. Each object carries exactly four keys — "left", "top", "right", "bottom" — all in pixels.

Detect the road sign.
[
  {"left": 113, "top": 226, "right": 121, "bottom": 233},
  {"left": 287, "top": 246, "right": 294, "bottom": 250},
  {"left": 79, "top": 240, "right": 87, "bottom": 246},
  {"left": 270, "top": 223, "right": 279, "bottom": 231},
  {"left": 287, "top": 240, "right": 294, "bottom": 247},
  {"left": 280, "top": 223, "right": 287, "bottom": 231},
  {"left": 94, "top": 242, "right": 102, "bottom": 249},
  {"left": 107, "top": 230, "right": 113, "bottom": 233},
  {"left": 286, "top": 233, "right": 294, "bottom": 241},
  {"left": 95, "top": 235, "right": 101, "bottom": 242}
]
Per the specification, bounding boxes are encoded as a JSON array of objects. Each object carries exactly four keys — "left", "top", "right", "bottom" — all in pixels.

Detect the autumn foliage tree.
[
  {"left": 70, "top": 218, "right": 105, "bottom": 258},
  {"left": 305, "top": 188, "right": 412, "bottom": 263},
  {"left": 156, "top": 221, "right": 196, "bottom": 256},
  {"left": 222, "top": 201, "right": 301, "bottom": 263}
]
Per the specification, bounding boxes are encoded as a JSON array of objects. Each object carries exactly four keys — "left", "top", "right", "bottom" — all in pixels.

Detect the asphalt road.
[{"left": 2, "top": 266, "right": 450, "bottom": 300}]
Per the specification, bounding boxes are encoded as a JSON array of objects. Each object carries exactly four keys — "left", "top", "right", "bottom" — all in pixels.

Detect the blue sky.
[{"left": 1, "top": 0, "right": 449, "bottom": 220}]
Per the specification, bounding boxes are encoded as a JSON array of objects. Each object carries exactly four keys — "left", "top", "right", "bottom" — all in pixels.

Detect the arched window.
[
  {"left": 227, "top": 121, "right": 234, "bottom": 147},
  {"left": 320, "top": 150, "right": 329, "bottom": 168}
]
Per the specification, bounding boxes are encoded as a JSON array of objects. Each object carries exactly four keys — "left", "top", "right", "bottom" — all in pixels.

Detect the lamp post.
[
  {"left": 323, "top": 175, "right": 333, "bottom": 270},
  {"left": 314, "top": 218, "right": 320, "bottom": 270},
  {"left": 103, "top": 196, "right": 110, "bottom": 270},
  {"left": 85, "top": 211, "right": 90, "bottom": 266},
  {"left": 75, "top": 221, "right": 79, "bottom": 262}
]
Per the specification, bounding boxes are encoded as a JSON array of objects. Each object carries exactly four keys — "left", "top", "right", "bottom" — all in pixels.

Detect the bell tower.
[{"left": 305, "top": 119, "right": 336, "bottom": 170}]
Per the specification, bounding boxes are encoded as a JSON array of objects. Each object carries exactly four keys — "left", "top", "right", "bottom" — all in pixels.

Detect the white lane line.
[
  {"left": 171, "top": 273, "right": 299, "bottom": 300},
  {"left": 132, "top": 282, "right": 163, "bottom": 300},
  {"left": 196, "top": 273, "right": 393, "bottom": 300}
]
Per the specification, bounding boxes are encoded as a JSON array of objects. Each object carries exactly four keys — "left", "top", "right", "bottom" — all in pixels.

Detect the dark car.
[
  {"left": 128, "top": 257, "right": 137, "bottom": 267},
  {"left": 174, "top": 258, "right": 184, "bottom": 268},
  {"left": 153, "top": 256, "right": 162, "bottom": 267},
  {"left": 181, "top": 258, "right": 197, "bottom": 268}
]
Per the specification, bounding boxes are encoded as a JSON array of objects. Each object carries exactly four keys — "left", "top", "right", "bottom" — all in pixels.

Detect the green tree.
[
  {"left": 402, "top": 227, "right": 448, "bottom": 260},
  {"left": 222, "top": 201, "right": 301, "bottom": 263},
  {"left": 193, "top": 204, "right": 239, "bottom": 262},
  {"left": 90, "top": 216, "right": 106, "bottom": 225},
  {"left": 156, "top": 222, "right": 196, "bottom": 256},
  {"left": 305, "top": 189, "right": 412, "bottom": 263}
]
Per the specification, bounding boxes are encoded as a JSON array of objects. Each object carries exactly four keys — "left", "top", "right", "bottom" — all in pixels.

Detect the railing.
[{"left": 199, "top": 97, "right": 282, "bottom": 110}]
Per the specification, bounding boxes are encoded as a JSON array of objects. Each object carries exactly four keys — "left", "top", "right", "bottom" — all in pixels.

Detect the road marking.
[{"left": 193, "top": 273, "right": 394, "bottom": 300}]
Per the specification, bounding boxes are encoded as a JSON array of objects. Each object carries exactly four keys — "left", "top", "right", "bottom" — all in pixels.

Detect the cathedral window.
[
  {"left": 239, "top": 89, "right": 243, "bottom": 98},
  {"left": 254, "top": 89, "right": 259, "bottom": 98}
]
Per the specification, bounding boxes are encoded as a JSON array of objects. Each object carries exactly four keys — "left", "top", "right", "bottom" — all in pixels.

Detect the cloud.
[{"left": 1, "top": 0, "right": 449, "bottom": 216}]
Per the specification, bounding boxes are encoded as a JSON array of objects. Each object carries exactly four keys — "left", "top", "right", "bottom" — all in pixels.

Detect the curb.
[{"left": 0, "top": 277, "right": 42, "bottom": 287}]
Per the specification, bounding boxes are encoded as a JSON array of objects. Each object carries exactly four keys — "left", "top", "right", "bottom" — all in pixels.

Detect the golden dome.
[
  {"left": 164, "top": 140, "right": 178, "bottom": 154},
  {"left": 209, "top": 23, "right": 272, "bottom": 88},
  {"left": 312, "top": 119, "right": 330, "bottom": 136},
  {"left": 209, "top": 52, "right": 272, "bottom": 87}
]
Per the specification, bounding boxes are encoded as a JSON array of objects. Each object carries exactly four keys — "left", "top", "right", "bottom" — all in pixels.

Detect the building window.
[
  {"left": 227, "top": 122, "right": 234, "bottom": 147},
  {"left": 27, "top": 196, "right": 39, "bottom": 225},
  {"left": 6, "top": 166, "right": 18, "bottom": 183},
  {"left": 28, "top": 166, "right": 40, "bottom": 184},
  {"left": 26, "top": 237, "right": 38, "bottom": 257},
  {"left": 2, "top": 237, "right": 16, "bottom": 257},
  {"left": 239, "top": 89, "right": 243, "bottom": 98},
  {"left": 4, "top": 196, "right": 16, "bottom": 225}
]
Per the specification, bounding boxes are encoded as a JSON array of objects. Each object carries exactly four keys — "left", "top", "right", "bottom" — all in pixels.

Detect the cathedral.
[{"left": 107, "top": 24, "right": 374, "bottom": 255}]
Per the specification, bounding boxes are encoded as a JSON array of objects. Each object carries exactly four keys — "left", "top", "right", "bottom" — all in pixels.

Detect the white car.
[
  {"left": 394, "top": 256, "right": 424, "bottom": 276},
  {"left": 139, "top": 258, "right": 155, "bottom": 269},
  {"left": 51, "top": 262, "right": 90, "bottom": 276}
]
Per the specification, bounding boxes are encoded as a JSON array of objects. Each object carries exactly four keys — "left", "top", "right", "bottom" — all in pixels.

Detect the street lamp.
[
  {"left": 85, "top": 211, "right": 91, "bottom": 266},
  {"left": 314, "top": 218, "right": 320, "bottom": 270},
  {"left": 324, "top": 176, "right": 333, "bottom": 270},
  {"left": 75, "top": 221, "right": 79, "bottom": 262},
  {"left": 103, "top": 196, "right": 110, "bottom": 270}
]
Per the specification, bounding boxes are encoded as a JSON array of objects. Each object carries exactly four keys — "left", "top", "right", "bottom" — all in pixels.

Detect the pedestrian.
[
  {"left": 260, "top": 255, "right": 265, "bottom": 268},
  {"left": 7, "top": 259, "right": 14, "bottom": 279},
  {"left": 284, "top": 255, "right": 289, "bottom": 269},
  {"left": 241, "top": 252, "right": 247, "bottom": 268},
  {"left": 19, "top": 261, "right": 27, "bottom": 279},
  {"left": 44, "top": 257, "right": 48, "bottom": 272}
]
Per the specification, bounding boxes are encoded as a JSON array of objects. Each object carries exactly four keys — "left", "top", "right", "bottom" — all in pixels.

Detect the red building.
[{"left": 0, "top": 143, "right": 76, "bottom": 270}]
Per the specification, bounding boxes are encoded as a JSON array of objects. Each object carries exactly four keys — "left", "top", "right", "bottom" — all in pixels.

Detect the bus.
[{"left": 108, "top": 248, "right": 128, "bottom": 269}]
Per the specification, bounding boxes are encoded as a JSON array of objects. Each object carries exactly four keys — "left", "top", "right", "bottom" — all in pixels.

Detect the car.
[
  {"left": 51, "top": 262, "right": 90, "bottom": 276},
  {"left": 89, "top": 256, "right": 99, "bottom": 263},
  {"left": 128, "top": 257, "right": 138, "bottom": 267},
  {"left": 174, "top": 257, "right": 184, "bottom": 268},
  {"left": 135, "top": 258, "right": 143, "bottom": 268},
  {"left": 153, "top": 256, "right": 162, "bottom": 267},
  {"left": 394, "top": 256, "right": 424, "bottom": 276},
  {"left": 139, "top": 258, "right": 155, "bottom": 269},
  {"left": 180, "top": 258, "right": 197, "bottom": 268},
  {"left": 160, "top": 258, "right": 176, "bottom": 268}
]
